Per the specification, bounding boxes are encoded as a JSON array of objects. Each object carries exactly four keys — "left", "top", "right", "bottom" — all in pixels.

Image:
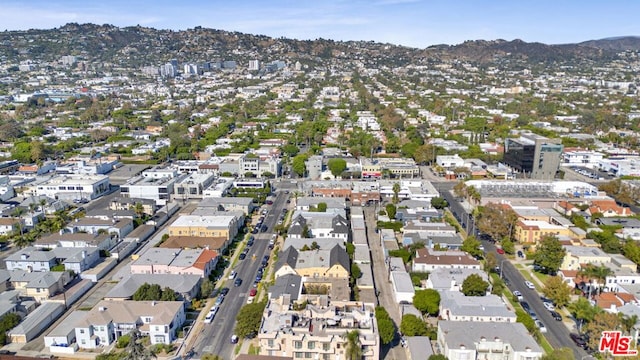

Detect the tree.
[
  {"left": 199, "top": 279, "right": 215, "bottom": 299},
  {"left": 428, "top": 355, "right": 448, "bottom": 360},
  {"left": 515, "top": 309, "right": 536, "bottom": 333},
  {"left": 491, "top": 277, "right": 505, "bottom": 296},
  {"left": 351, "top": 263, "right": 362, "bottom": 279},
  {"left": 461, "top": 236, "right": 483, "bottom": 258},
  {"left": 327, "top": 158, "right": 347, "bottom": 177},
  {"left": 343, "top": 330, "right": 362, "bottom": 360},
  {"left": 375, "top": 307, "right": 396, "bottom": 345},
  {"left": 453, "top": 181, "right": 467, "bottom": 199},
  {"left": 584, "top": 312, "right": 621, "bottom": 351},
  {"left": 316, "top": 202, "right": 327, "bottom": 212},
  {"left": 542, "top": 276, "right": 572, "bottom": 308},
  {"left": 0, "top": 313, "right": 21, "bottom": 345},
  {"left": 430, "top": 196, "right": 448, "bottom": 209},
  {"left": 132, "top": 283, "right": 176, "bottom": 301},
  {"left": 392, "top": 183, "right": 401, "bottom": 204},
  {"left": 413, "top": 289, "right": 440, "bottom": 316},
  {"left": 619, "top": 313, "right": 639, "bottom": 336},
  {"left": 484, "top": 252, "right": 497, "bottom": 273},
  {"left": 541, "top": 348, "right": 575, "bottom": 360},
  {"left": 291, "top": 154, "right": 308, "bottom": 177},
  {"left": 533, "top": 235, "right": 566, "bottom": 274},
  {"left": 568, "top": 297, "right": 601, "bottom": 331},
  {"left": 235, "top": 302, "right": 266, "bottom": 338},
  {"left": 501, "top": 238, "right": 515, "bottom": 255},
  {"left": 461, "top": 274, "right": 489, "bottom": 296},
  {"left": 123, "top": 329, "right": 156, "bottom": 360},
  {"left": 578, "top": 263, "right": 613, "bottom": 294},
  {"left": 623, "top": 240, "right": 640, "bottom": 266},
  {"left": 475, "top": 203, "right": 518, "bottom": 241},
  {"left": 385, "top": 203, "right": 397, "bottom": 220},
  {"left": 282, "top": 144, "right": 300, "bottom": 157},
  {"left": 400, "top": 314, "right": 428, "bottom": 336}
]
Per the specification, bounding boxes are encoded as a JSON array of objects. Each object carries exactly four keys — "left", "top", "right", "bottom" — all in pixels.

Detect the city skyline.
[{"left": 1, "top": 0, "right": 639, "bottom": 49}]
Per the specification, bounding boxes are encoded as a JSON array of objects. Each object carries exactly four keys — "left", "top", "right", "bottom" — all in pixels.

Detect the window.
[
  {"left": 268, "top": 339, "right": 274, "bottom": 347},
  {"left": 80, "top": 329, "right": 85, "bottom": 334},
  {"left": 295, "top": 352, "right": 303, "bottom": 358},
  {"left": 294, "top": 341, "right": 303, "bottom": 349},
  {"left": 307, "top": 341, "right": 315, "bottom": 350},
  {"left": 323, "top": 343, "right": 330, "bottom": 351},
  {"left": 305, "top": 353, "right": 312, "bottom": 359}
]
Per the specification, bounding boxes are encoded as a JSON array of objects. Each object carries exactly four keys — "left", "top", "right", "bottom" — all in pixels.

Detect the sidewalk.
[{"left": 509, "top": 249, "right": 580, "bottom": 334}]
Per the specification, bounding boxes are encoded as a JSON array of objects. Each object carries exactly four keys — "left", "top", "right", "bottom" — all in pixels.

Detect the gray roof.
[
  {"left": 287, "top": 216, "right": 307, "bottom": 237},
  {"left": 53, "top": 246, "right": 99, "bottom": 262},
  {"left": 406, "top": 336, "right": 434, "bottom": 359},
  {"left": 105, "top": 273, "right": 202, "bottom": 299},
  {"left": 438, "top": 321, "right": 542, "bottom": 353},
  {"left": 10, "top": 269, "right": 63, "bottom": 288},
  {"left": 268, "top": 273, "right": 302, "bottom": 301},
  {"left": 598, "top": 217, "right": 640, "bottom": 228},
  {"left": 198, "top": 197, "right": 253, "bottom": 208},
  {"left": 275, "top": 245, "right": 349, "bottom": 273},
  {"left": 282, "top": 237, "right": 345, "bottom": 251},
  {"left": 8, "top": 302, "right": 65, "bottom": 338},
  {"left": 85, "top": 208, "right": 135, "bottom": 219},
  {"left": 296, "top": 197, "right": 345, "bottom": 210},
  {"left": 0, "top": 269, "right": 11, "bottom": 283},
  {"left": 391, "top": 271, "right": 415, "bottom": 293},
  {"left": 428, "top": 268, "right": 488, "bottom": 290},
  {"left": 45, "top": 310, "right": 86, "bottom": 338},
  {"left": 440, "top": 290, "right": 515, "bottom": 319},
  {"left": 5, "top": 247, "right": 56, "bottom": 263}
]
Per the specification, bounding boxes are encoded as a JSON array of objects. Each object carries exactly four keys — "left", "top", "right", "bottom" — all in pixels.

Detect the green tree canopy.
[
  {"left": 385, "top": 203, "right": 397, "bottom": 219},
  {"left": 533, "top": 235, "right": 566, "bottom": 274},
  {"left": 542, "top": 276, "right": 572, "bottom": 308},
  {"left": 461, "top": 274, "right": 489, "bottom": 296},
  {"left": 541, "top": 348, "right": 575, "bottom": 360},
  {"left": 327, "top": 158, "right": 347, "bottom": 177},
  {"left": 430, "top": 196, "right": 448, "bottom": 209},
  {"left": 475, "top": 203, "right": 518, "bottom": 241},
  {"left": 235, "top": 301, "right": 267, "bottom": 338},
  {"left": 132, "top": 283, "right": 177, "bottom": 301},
  {"left": 291, "top": 154, "right": 308, "bottom": 177},
  {"left": 413, "top": 289, "right": 440, "bottom": 316},
  {"left": 400, "top": 314, "right": 428, "bottom": 336},
  {"left": 375, "top": 307, "right": 396, "bottom": 345},
  {"left": 461, "top": 236, "right": 483, "bottom": 258}
]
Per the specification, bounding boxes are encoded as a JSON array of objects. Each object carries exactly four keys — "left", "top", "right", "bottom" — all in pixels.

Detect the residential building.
[
  {"left": 120, "top": 173, "right": 186, "bottom": 206},
  {"left": 258, "top": 296, "right": 379, "bottom": 360},
  {"left": 196, "top": 197, "right": 255, "bottom": 216},
  {"left": 36, "top": 232, "right": 116, "bottom": 251},
  {"left": 288, "top": 213, "right": 349, "bottom": 240},
  {"left": 28, "top": 175, "right": 110, "bottom": 201},
  {"left": 130, "top": 248, "right": 218, "bottom": 278},
  {"left": 173, "top": 172, "right": 217, "bottom": 201},
  {"left": 412, "top": 248, "right": 481, "bottom": 272},
  {"left": 437, "top": 321, "right": 543, "bottom": 360},
  {"left": 426, "top": 268, "right": 488, "bottom": 291},
  {"left": 105, "top": 274, "right": 202, "bottom": 301},
  {"left": 514, "top": 219, "right": 575, "bottom": 244},
  {"left": 562, "top": 150, "right": 605, "bottom": 169},
  {"left": 503, "top": 132, "right": 563, "bottom": 180},
  {"left": 74, "top": 300, "right": 185, "bottom": 348},
  {"left": 167, "top": 214, "right": 240, "bottom": 241},
  {"left": 439, "top": 290, "right": 516, "bottom": 322},
  {"left": 274, "top": 245, "right": 350, "bottom": 280},
  {"left": 5, "top": 247, "right": 57, "bottom": 271},
  {"left": 561, "top": 245, "right": 611, "bottom": 271},
  {"left": 10, "top": 270, "right": 65, "bottom": 303},
  {"left": 0, "top": 217, "right": 20, "bottom": 236}
]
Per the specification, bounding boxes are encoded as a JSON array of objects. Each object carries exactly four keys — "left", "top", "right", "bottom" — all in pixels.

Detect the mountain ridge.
[{"left": 1, "top": 23, "right": 639, "bottom": 66}]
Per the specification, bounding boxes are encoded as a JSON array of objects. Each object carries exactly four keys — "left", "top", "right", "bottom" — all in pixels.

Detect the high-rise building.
[
  {"left": 503, "top": 132, "right": 563, "bottom": 180},
  {"left": 248, "top": 59, "right": 260, "bottom": 71}
]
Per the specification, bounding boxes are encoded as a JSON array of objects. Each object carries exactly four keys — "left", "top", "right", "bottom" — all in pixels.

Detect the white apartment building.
[
  {"left": 173, "top": 172, "right": 217, "bottom": 200},
  {"left": 562, "top": 150, "right": 605, "bottom": 169},
  {"left": 120, "top": 173, "right": 186, "bottom": 206},
  {"left": 29, "top": 175, "right": 110, "bottom": 201}
]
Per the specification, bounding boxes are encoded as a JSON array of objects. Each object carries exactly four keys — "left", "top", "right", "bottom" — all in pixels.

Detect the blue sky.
[{"left": 1, "top": 0, "right": 639, "bottom": 48}]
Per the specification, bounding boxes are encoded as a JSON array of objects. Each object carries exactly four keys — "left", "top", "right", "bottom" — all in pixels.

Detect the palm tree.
[
  {"left": 343, "top": 330, "right": 362, "bottom": 360},
  {"left": 122, "top": 329, "right": 156, "bottom": 360},
  {"left": 578, "top": 264, "right": 613, "bottom": 296},
  {"left": 392, "top": 183, "right": 401, "bottom": 204},
  {"left": 619, "top": 313, "right": 638, "bottom": 337},
  {"left": 39, "top": 198, "right": 47, "bottom": 213}
]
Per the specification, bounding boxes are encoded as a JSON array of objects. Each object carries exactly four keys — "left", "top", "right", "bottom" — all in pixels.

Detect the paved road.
[
  {"left": 363, "top": 206, "right": 407, "bottom": 360},
  {"left": 193, "top": 191, "right": 288, "bottom": 359}
]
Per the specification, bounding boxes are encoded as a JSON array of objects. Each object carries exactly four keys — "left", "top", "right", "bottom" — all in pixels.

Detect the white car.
[
  {"left": 228, "top": 270, "right": 237, "bottom": 280},
  {"left": 535, "top": 320, "right": 547, "bottom": 333},
  {"left": 543, "top": 302, "right": 555, "bottom": 311},
  {"left": 204, "top": 312, "right": 214, "bottom": 324},
  {"left": 524, "top": 281, "right": 535, "bottom": 289},
  {"left": 513, "top": 290, "right": 523, "bottom": 301}
]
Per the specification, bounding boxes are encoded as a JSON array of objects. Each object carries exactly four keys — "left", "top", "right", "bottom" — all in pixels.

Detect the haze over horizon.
[{"left": 1, "top": 0, "right": 639, "bottom": 49}]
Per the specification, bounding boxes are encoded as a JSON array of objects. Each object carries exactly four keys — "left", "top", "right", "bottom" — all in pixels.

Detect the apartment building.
[{"left": 167, "top": 214, "right": 240, "bottom": 241}]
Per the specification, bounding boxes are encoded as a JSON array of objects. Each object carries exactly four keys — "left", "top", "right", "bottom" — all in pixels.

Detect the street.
[
  {"left": 190, "top": 190, "right": 289, "bottom": 359},
  {"left": 363, "top": 206, "right": 407, "bottom": 360}
]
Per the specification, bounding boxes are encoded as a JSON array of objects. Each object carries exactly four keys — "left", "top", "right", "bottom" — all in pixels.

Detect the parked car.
[
  {"left": 266, "top": 200, "right": 274, "bottom": 205},
  {"left": 497, "top": 248, "right": 505, "bottom": 254},
  {"left": 535, "top": 320, "right": 547, "bottom": 333},
  {"left": 524, "top": 281, "right": 535, "bottom": 289},
  {"left": 239, "top": 252, "right": 247, "bottom": 260},
  {"left": 234, "top": 278, "right": 243, "bottom": 287},
  {"left": 550, "top": 311, "right": 562, "bottom": 321},
  {"left": 215, "top": 294, "right": 225, "bottom": 306},
  {"left": 204, "top": 312, "right": 215, "bottom": 324},
  {"left": 220, "top": 287, "right": 229, "bottom": 296},
  {"left": 229, "top": 271, "right": 237, "bottom": 280},
  {"left": 528, "top": 310, "right": 538, "bottom": 320},
  {"left": 513, "top": 290, "right": 523, "bottom": 301},
  {"left": 520, "top": 301, "right": 530, "bottom": 312},
  {"left": 517, "top": 250, "right": 524, "bottom": 258},
  {"left": 543, "top": 302, "right": 555, "bottom": 311},
  {"left": 249, "top": 288, "right": 257, "bottom": 297},
  {"left": 570, "top": 333, "right": 587, "bottom": 348},
  {"left": 231, "top": 335, "right": 239, "bottom": 344}
]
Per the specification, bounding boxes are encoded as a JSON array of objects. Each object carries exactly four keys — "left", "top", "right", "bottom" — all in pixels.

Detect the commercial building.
[
  {"left": 503, "top": 132, "right": 563, "bottom": 180},
  {"left": 28, "top": 175, "right": 110, "bottom": 201}
]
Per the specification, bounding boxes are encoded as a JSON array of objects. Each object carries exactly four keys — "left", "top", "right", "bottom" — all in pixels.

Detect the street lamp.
[{"left": 500, "top": 259, "right": 509, "bottom": 279}]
